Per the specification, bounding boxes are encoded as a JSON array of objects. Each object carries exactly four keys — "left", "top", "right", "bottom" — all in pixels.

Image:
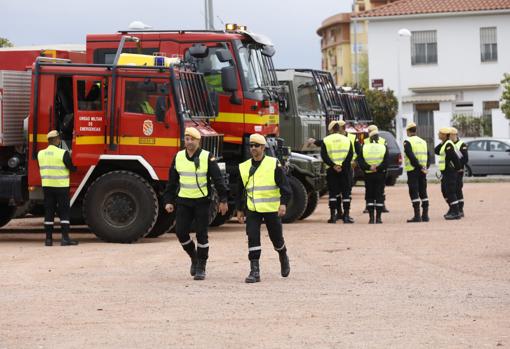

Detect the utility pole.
[{"left": 205, "top": 0, "right": 215, "bottom": 30}]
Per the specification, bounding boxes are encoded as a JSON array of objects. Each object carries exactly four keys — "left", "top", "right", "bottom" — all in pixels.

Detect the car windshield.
[
  {"left": 295, "top": 76, "right": 323, "bottom": 115},
  {"left": 237, "top": 43, "right": 278, "bottom": 93}
]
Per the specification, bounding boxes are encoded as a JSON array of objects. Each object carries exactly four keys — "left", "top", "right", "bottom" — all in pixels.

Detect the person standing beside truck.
[
  {"left": 236, "top": 133, "right": 291, "bottom": 283},
  {"left": 163, "top": 127, "right": 228, "bottom": 280},
  {"left": 403, "top": 122, "right": 430, "bottom": 223},
  {"left": 37, "top": 130, "right": 78, "bottom": 246},
  {"left": 321, "top": 121, "right": 354, "bottom": 224},
  {"left": 358, "top": 129, "right": 388, "bottom": 224}
]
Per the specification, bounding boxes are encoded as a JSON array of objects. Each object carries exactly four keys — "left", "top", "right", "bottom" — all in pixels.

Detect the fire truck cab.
[{"left": 0, "top": 50, "right": 224, "bottom": 243}]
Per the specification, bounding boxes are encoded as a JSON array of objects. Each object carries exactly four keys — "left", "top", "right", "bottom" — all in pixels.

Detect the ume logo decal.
[{"left": 143, "top": 120, "right": 154, "bottom": 136}]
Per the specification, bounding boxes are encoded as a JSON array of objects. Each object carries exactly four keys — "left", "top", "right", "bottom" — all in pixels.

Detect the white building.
[{"left": 359, "top": 0, "right": 510, "bottom": 152}]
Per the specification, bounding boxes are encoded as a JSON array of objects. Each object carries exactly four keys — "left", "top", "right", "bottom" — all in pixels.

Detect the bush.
[
  {"left": 501, "top": 73, "right": 510, "bottom": 120},
  {"left": 451, "top": 114, "right": 492, "bottom": 137},
  {"left": 365, "top": 88, "right": 398, "bottom": 132}
]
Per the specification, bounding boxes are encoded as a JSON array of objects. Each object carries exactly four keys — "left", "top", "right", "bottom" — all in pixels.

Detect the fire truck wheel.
[
  {"left": 145, "top": 200, "right": 176, "bottom": 238},
  {"left": 83, "top": 171, "right": 158, "bottom": 243},
  {"left": 0, "top": 204, "right": 16, "bottom": 228},
  {"left": 299, "top": 190, "right": 319, "bottom": 220},
  {"left": 282, "top": 176, "right": 308, "bottom": 224}
]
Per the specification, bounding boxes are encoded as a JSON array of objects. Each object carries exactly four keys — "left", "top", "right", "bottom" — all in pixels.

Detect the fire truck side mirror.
[
  {"left": 215, "top": 49, "right": 233, "bottom": 63},
  {"left": 221, "top": 66, "right": 238, "bottom": 92},
  {"left": 189, "top": 44, "right": 209, "bottom": 59},
  {"left": 221, "top": 66, "right": 241, "bottom": 105}
]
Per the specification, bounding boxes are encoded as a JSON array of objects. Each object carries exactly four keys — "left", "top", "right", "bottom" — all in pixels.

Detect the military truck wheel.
[
  {"left": 0, "top": 204, "right": 16, "bottom": 228},
  {"left": 300, "top": 190, "right": 319, "bottom": 220},
  {"left": 282, "top": 176, "right": 308, "bottom": 224},
  {"left": 145, "top": 199, "right": 176, "bottom": 238},
  {"left": 83, "top": 171, "right": 158, "bottom": 243}
]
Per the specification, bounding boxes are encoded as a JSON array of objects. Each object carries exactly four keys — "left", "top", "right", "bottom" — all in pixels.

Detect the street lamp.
[{"left": 396, "top": 28, "right": 411, "bottom": 145}]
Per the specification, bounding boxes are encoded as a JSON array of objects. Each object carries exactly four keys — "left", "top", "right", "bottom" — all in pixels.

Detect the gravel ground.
[{"left": 0, "top": 182, "right": 509, "bottom": 349}]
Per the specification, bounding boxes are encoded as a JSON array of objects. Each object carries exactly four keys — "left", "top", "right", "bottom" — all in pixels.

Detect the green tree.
[
  {"left": 365, "top": 88, "right": 398, "bottom": 132},
  {"left": 0, "top": 37, "right": 13, "bottom": 48},
  {"left": 501, "top": 73, "right": 510, "bottom": 120},
  {"left": 357, "top": 53, "right": 369, "bottom": 90}
]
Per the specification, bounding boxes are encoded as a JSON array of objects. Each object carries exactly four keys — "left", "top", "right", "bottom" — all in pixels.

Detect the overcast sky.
[{"left": 2, "top": 0, "right": 352, "bottom": 68}]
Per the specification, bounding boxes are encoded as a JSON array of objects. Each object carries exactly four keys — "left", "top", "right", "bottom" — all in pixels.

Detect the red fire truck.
[
  {"left": 86, "top": 25, "right": 322, "bottom": 224},
  {"left": 0, "top": 38, "right": 227, "bottom": 243}
]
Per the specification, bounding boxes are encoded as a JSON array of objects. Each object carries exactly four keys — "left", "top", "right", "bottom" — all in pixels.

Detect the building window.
[
  {"left": 411, "top": 30, "right": 437, "bottom": 65},
  {"left": 480, "top": 27, "right": 497, "bottom": 62}
]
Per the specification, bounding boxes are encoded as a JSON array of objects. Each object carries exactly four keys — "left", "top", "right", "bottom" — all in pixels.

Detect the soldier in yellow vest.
[
  {"left": 450, "top": 127, "right": 468, "bottom": 217},
  {"left": 365, "top": 124, "right": 389, "bottom": 214},
  {"left": 321, "top": 121, "right": 354, "bottom": 223},
  {"left": 434, "top": 127, "right": 462, "bottom": 220},
  {"left": 163, "top": 127, "right": 228, "bottom": 280},
  {"left": 37, "top": 130, "right": 78, "bottom": 246},
  {"left": 236, "top": 134, "right": 292, "bottom": 283},
  {"left": 358, "top": 129, "right": 388, "bottom": 224},
  {"left": 403, "top": 122, "right": 430, "bottom": 222}
]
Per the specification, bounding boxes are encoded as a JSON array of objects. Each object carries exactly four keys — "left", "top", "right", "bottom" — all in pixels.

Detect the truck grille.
[{"left": 201, "top": 134, "right": 223, "bottom": 159}]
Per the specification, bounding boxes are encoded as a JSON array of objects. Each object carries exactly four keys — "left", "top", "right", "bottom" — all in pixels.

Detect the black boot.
[
  {"left": 278, "top": 250, "right": 290, "bottom": 277},
  {"left": 421, "top": 203, "right": 430, "bottom": 222},
  {"left": 363, "top": 207, "right": 369, "bottom": 214},
  {"left": 407, "top": 203, "right": 421, "bottom": 223},
  {"left": 182, "top": 242, "right": 198, "bottom": 276},
  {"left": 459, "top": 201, "right": 465, "bottom": 218},
  {"left": 61, "top": 232, "right": 78, "bottom": 246},
  {"left": 342, "top": 202, "right": 354, "bottom": 224},
  {"left": 376, "top": 207, "right": 383, "bottom": 224},
  {"left": 382, "top": 205, "right": 390, "bottom": 213},
  {"left": 245, "top": 260, "right": 260, "bottom": 283},
  {"left": 336, "top": 200, "right": 344, "bottom": 220},
  {"left": 45, "top": 233, "right": 53, "bottom": 247},
  {"left": 328, "top": 208, "right": 337, "bottom": 224},
  {"left": 368, "top": 207, "right": 375, "bottom": 224},
  {"left": 444, "top": 204, "right": 461, "bottom": 220},
  {"left": 194, "top": 259, "right": 207, "bottom": 280}
]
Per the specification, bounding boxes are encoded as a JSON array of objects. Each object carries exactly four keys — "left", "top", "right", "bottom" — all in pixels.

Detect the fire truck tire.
[
  {"left": 83, "top": 171, "right": 158, "bottom": 243},
  {"left": 145, "top": 201, "right": 176, "bottom": 238},
  {"left": 299, "top": 190, "right": 319, "bottom": 220},
  {"left": 0, "top": 204, "right": 16, "bottom": 228},
  {"left": 282, "top": 176, "right": 308, "bottom": 224}
]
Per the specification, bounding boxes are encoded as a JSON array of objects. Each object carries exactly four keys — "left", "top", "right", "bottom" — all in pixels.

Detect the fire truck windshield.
[
  {"left": 296, "top": 77, "right": 324, "bottom": 116},
  {"left": 237, "top": 44, "right": 278, "bottom": 95}
]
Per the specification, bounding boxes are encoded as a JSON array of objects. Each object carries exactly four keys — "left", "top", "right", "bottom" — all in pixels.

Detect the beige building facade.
[{"left": 317, "top": 0, "right": 396, "bottom": 86}]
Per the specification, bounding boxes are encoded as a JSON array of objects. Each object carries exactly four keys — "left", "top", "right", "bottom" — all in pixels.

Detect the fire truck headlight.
[
  {"left": 225, "top": 23, "right": 236, "bottom": 31},
  {"left": 7, "top": 156, "right": 21, "bottom": 170}
]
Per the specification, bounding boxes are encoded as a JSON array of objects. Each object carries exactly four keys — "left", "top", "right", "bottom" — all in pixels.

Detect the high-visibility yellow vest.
[
  {"left": 175, "top": 149, "right": 209, "bottom": 199},
  {"left": 323, "top": 133, "right": 351, "bottom": 166},
  {"left": 37, "top": 145, "right": 70, "bottom": 187},
  {"left": 239, "top": 156, "right": 280, "bottom": 213},
  {"left": 362, "top": 142, "right": 386, "bottom": 173},
  {"left": 347, "top": 133, "right": 357, "bottom": 160},
  {"left": 438, "top": 140, "right": 455, "bottom": 171},
  {"left": 140, "top": 101, "right": 154, "bottom": 114},
  {"left": 454, "top": 139, "right": 465, "bottom": 160},
  {"left": 405, "top": 136, "right": 428, "bottom": 172}
]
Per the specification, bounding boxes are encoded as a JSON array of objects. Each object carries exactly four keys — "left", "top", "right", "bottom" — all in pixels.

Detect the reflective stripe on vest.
[
  {"left": 175, "top": 149, "right": 209, "bottom": 198},
  {"left": 323, "top": 133, "right": 351, "bottom": 166},
  {"left": 348, "top": 133, "right": 357, "bottom": 160},
  {"left": 454, "top": 139, "right": 464, "bottom": 159},
  {"left": 438, "top": 140, "right": 454, "bottom": 171},
  {"left": 362, "top": 143, "right": 386, "bottom": 173},
  {"left": 405, "top": 136, "right": 428, "bottom": 172},
  {"left": 239, "top": 156, "right": 280, "bottom": 213},
  {"left": 37, "top": 145, "right": 69, "bottom": 187}
]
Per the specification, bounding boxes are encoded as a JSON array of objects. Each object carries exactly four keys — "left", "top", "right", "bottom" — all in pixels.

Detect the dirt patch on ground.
[{"left": 1, "top": 182, "right": 509, "bottom": 348}]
